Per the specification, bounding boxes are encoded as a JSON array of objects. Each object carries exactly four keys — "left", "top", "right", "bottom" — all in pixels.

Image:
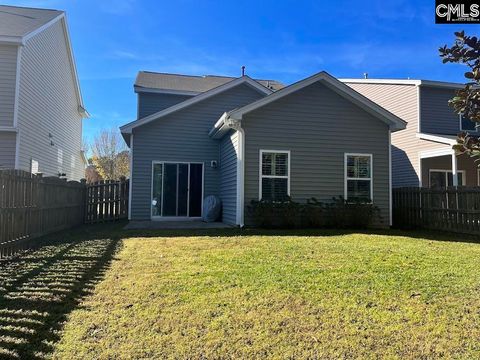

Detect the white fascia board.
[
  {"left": 0, "top": 36, "right": 23, "bottom": 45},
  {"left": 419, "top": 148, "right": 454, "bottom": 159},
  {"left": 121, "top": 76, "right": 272, "bottom": 134},
  {"left": 341, "top": 78, "right": 466, "bottom": 90},
  {"left": 340, "top": 78, "right": 421, "bottom": 86},
  {"left": 416, "top": 133, "right": 457, "bottom": 146},
  {"left": 134, "top": 86, "right": 200, "bottom": 96},
  {"left": 0, "top": 126, "right": 18, "bottom": 132},
  {"left": 22, "top": 13, "right": 65, "bottom": 42},
  {"left": 229, "top": 71, "right": 406, "bottom": 132}
]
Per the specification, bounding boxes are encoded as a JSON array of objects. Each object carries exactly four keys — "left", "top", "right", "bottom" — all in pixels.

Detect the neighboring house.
[
  {"left": 121, "top": 71, "right": 405, "bottom": 226},
  {"left": 0, "top": 5, "right": 88, "bottom": 180},
  {"left": 342, "top": 78, "right": 476, "bottom": 188}
]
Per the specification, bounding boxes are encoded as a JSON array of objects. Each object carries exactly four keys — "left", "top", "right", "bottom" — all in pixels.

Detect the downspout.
[{"left": 224, "top": 115, "right": 245, "bottom": 227}]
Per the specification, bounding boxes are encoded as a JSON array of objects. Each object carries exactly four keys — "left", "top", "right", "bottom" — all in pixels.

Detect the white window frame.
[
  {"left": 429, "top": 169, "right": 466, "bottom": 187},
  {"left": 478, "top": 168, "right": 480, "bottom": 186},
  {"left": 259, "top": 149, "right": 291, "bottom": 200},
  {"left": 344, "top": 153, "right": 373, "bottom": 202},
  {"left": 150, "top": 161, "right": 204, "bottom": 220},
  {"left": 459, "top": 114, "right": 478, "bottom": 132}
]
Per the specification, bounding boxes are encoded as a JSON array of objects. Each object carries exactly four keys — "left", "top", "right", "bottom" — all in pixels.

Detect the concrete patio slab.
[{"left": 124, "top": 221, "right": 233, "bottom": 230}]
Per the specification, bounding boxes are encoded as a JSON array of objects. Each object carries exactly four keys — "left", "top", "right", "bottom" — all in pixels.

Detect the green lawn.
[{"left": 1, "top": 224, "right": 480, "bottom": 359}]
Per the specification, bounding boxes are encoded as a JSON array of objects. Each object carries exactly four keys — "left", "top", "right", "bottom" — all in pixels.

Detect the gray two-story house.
[
  {"left": 341, "top": 79, "right": 476, "bottom": 189},
  {"left": 0, "top": 5, "right": 87, "bottom": 180},
  {"left": 121, "top": 71, "right": 406, "bottom": 227}
]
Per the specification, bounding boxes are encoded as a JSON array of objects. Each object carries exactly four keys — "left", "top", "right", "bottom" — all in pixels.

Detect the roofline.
[
  {"left": 416, "top": 132, "right": 457, "bottom": 146},
  {"left": 120, "top": 76, "right": 273, "bottom": 134},
  {"left": 212, "top": 71, "right": 406, "bottom": 135},
  {"left": 134, "top": 86, "right": 200, "bottom": 96},
  {"left": 340, "top": 78, "right": 467, "bottom": 89},
  {"left": 6, "top": 11, "right": 87, "bottom": 117}
]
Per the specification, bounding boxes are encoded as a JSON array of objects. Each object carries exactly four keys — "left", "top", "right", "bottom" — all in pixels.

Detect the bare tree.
[{"left": 91, "top": 128, "right": 130, "bottom": 180}]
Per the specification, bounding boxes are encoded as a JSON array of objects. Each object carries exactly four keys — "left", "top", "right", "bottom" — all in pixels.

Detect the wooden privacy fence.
[
  {"left": 393, "top": 187, "right": 480, "bottom": 235},
  {"left": 0, "top": 170, "right": 86, "bottom": 257},
  {"left": 0, "top": 170, "right": 129, "bottom": 258},
  {"left": 85, "top": 179, "right": 129, "bottom": 223}
]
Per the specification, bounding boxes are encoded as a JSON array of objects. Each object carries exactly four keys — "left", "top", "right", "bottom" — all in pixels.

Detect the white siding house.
[{"left": 0, "top": 5, "right": 87, "bottom": 180}]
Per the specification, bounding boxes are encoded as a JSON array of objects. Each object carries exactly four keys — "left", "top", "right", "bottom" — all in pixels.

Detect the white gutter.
[{"left": 128, "top": 133, "right": 133, "bottom": 220}]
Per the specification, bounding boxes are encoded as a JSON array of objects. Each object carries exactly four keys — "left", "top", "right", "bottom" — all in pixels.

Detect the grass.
[{"left": 2, "top": 224, "right": 480, "bottom": 358}]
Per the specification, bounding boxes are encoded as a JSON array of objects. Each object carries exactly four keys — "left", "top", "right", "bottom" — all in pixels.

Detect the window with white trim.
[
  {"left": 345, "top": 154, "right": 372, "bottom": 202},
  {"left": 460, "top": 114, "right": 477, "bottom": 132},
  {"left": 260, "top": 150, "right": 290, "bottom": 201},
  {"left": 429, "top": 169, "right": 465, "bottom": 188}
]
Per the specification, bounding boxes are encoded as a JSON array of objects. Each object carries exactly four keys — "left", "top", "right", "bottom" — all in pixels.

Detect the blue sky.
[{"left": 3, "top": 0, "right": 479, "bottom": 143}]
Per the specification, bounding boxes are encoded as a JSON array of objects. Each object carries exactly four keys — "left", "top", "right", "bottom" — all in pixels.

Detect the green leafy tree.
[{"left": 440, "top": 31, "right": 480, "bottom": 158}]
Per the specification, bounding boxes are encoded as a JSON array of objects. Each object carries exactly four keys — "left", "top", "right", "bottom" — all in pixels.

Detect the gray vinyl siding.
[
  {"left": 0, "top": 45, "right": 18, "bottom": 127},
  {"left": 420, "top": 86, "right": 478, "bottom": 135},
  {"left": 0, "top": 132, "right": 16, "bottom": 169},
  {"left": 131, "top": 83, "right": 265, "bottom": 220},
  {"left": 346, "top": 83, "right": 421, "bottom": 187},
  {"left": 137, "top": 92, "right": 193, "bottom": 119},
  {"left": 16, "top": 20, "right": 84, "bottom": 180},
  {"left": 243, "top": 81, "right": 390, "bottom": 226},
  {"left": 219, "top": 130, "right": 238, "bottom": 224}
]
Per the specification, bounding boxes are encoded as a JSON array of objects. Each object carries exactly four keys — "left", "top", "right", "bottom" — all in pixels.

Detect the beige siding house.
[
  {"left": 0, "top": 5, "right": 87, "bottom": 180},
  {"left": 341, "top": 79, "right": 477, "bottom": 188}
]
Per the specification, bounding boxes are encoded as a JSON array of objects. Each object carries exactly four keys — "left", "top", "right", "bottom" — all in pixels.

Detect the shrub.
[
  {"left": 325, "top": 197, "right": 382, "bottom": 229},
  {"left": 248, "top": 198, "right": 302, "bottom": 228},
  {"left": 248, "top": 196, "right": 382, "bottom": 229}
]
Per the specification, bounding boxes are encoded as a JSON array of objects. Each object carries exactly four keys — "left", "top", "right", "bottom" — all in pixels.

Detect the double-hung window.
[
  {"left": 260, "top": 150, "right": 290, "bottom": 201},
  {"left": 345, "top": 153, "right": 373, "bottom": 202}
]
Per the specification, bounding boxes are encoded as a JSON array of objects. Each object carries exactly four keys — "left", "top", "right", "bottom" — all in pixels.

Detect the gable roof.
[
  {"left": 120, "top": 76, "right": 273, "bottom": 141},
  {"left": 135, "top": 71, "right": 285, "bottom": 94},
  {"left": 0, "top": 5, "right": 62, "bottom": 43},
  {"left": 0, "top": 5, "right": 87, "bottom": 116},
  {"left": 210, "top": 71, "right": 407, "bottom": 138}
]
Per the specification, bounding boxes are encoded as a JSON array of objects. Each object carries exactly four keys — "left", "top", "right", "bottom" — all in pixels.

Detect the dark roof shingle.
[{"left": 135, "top": 71, "right": 284, "bottom": 93}]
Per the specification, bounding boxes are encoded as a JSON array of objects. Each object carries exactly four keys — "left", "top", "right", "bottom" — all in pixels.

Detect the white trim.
[
  {"left": 0, "top": 36, "right": 23, "bottom": 45},
  {"left": 22, "top": 13, "right": 64, "bottom": 43},
  {"left": 227, "top": 72, "right": 406, "bottom": 132},
  {"left": 13, "top": 45, "right": 22, "bottom": 169},
  {"left": 128, "top": 134, "right": 133, "bottom": 220},
  {"left": 134, "top": 86, "right": 200, "bottom": 96},
  {"left": 121, "top": 76, "right": 273, "bottom": 134},
  {"left": 340, "top": 78, "right": 466, "bottom": 89},
  {"left": 236, "top": 128, "right": 245, "bottom": 227},
  {"left": 459, "top": 113, "right": 478, "bottom": 132},
  {"left": 429, "top": 169, "right": 466, "bottom": 187},
  {"left": 416, "top": 84, "right": 421, "bottom": 133},
  {"left": 477, "top": 168, "right": 480, "bottom": 186},
  {"left": 0, "top": 126, "right": 18, "bottom": 132},
  {"left": 419, "top": 148, "right": 455, "bottom": 159},
  {"left": 259, "top": 149, "right": 291, "bottom": 200},
  {"left": 344, "top": 153, "right": 373, "bottom": 202},
  {"left": 416, "top": 133, "right": 457, "bottom": 146},
  {"left": 150, "top": 161, "right": 204, "bottom": 219},
  {"left": 388, "top": 131, "right": 392, "bottom": 226}
]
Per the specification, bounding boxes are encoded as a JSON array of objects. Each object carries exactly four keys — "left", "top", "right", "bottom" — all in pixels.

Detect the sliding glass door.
[{"left": 151, "top": 162, "right": 203, "bottom": 218}]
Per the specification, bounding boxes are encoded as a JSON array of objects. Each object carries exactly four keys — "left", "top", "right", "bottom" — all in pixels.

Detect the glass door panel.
[
  {"left": 189, "top": 164, "right": 203, "bottom": 217},
  {"left": 162, "top": 163, "right": 178, "bottom": 216},
  {"left": 178, "top": 164, "right": 189, "bottom": 216}
]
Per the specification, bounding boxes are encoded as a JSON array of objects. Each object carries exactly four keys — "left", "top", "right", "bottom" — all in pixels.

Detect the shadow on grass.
[
  {"left": 0, "top": 224, "right": 122, "bottom": 359},
  {"left": 121, "top": 224, "right": 480, "bottom": 245}
]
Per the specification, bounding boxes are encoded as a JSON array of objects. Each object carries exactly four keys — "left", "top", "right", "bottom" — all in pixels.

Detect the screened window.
[
  {"left": 460, "top": 114, "right": 477, "bottom": 132},
  {"left": 260, "top": 150, "right": 290, "bottom": 201},
  {"left": 345, "top": 154, "right": 372, "bottom": 202},
  {"left": 429, "top": 170, "right": 465, "bottom": 188}
]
